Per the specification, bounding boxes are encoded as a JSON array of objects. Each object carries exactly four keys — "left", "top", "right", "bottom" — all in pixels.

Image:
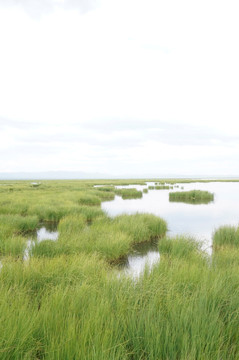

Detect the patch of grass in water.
[
  {"left": 44, "top": 213, "right": 167, "bottom": 262},
  {"left": 115, "top": 188, "right": 143, "bottom": 199},
  {"left": 169, "top": 190, "right": 214, "bottom": 204},
  {"left": 155, "top": 185, "right": 173, "bottom": 190}
]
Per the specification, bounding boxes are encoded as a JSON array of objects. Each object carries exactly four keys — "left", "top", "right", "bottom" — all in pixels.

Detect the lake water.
[{"left": 102, "top": 182, "right": 239, "bottom": 277}]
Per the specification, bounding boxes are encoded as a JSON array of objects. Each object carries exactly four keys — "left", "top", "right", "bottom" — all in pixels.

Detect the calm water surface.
[{"left": 102, "top": 182, "right": 239, "bottom": 277}]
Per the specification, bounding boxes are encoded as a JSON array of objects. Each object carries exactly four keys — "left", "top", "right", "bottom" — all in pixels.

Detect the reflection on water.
[
  {"left": 119, "top": 241, "right": 160, "bottom": 278},
  {"left": 103, "top": 182, "right": 239, "bottom": 277},
  {"left": 37, "top": 227, "right": 58, "bottom": 242},
  {"left": 23, "top": 223, "right": 59, "bottom": 261},
  {"left": 23, "top": 240, "right": 34, "bottom": 261},
  {"left": 125, "top": 251, "right": 160, "bottom": 278}
]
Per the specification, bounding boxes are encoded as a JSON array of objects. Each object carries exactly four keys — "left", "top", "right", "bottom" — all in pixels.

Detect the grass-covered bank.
[
  {"left": 32, "top": 213, "right": 166, "bottom": 262},
  {"left": 0, "top": 179, "right": 239, "bottom": 359}
]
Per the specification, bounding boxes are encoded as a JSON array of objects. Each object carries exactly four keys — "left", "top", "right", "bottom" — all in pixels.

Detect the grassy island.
[
  {"left": 169, "top": 189, "right": 214, "bottom": 204},
  {"left": 115, "top": 188, "right": 143, "bottom": 199}
]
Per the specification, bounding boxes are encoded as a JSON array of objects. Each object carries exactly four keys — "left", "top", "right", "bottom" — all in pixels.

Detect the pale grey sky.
[{"left": 0, "top": 0, "right": 239, "bottom": 177}]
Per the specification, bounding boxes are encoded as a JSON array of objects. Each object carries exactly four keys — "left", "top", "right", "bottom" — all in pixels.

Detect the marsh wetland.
[{"left": 0, "top": 179, "right": 239, "bottom": 359}]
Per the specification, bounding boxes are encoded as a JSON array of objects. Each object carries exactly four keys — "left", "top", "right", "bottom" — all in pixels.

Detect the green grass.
[
  {"left": 213, "top": 225, "right": 239, "bottom": 248},
  {"left": 1, "top": 234, "right": 239, "bottom": 359},
  {"left": 114, "top": 213, "right": 167, "bottom": 243},
  {"left": 0, "top": 179, "right": 239, "bottom": 359},
  {"left": 169, "top": 190, "right": 214, "bottom": 204},
  {"left": 0, "top": 214, "right": 39, "bottom": 233},
  {"left": 0, "top": 234, "right": 26, "bottom": 256},
  {"left": 54, "top": 213, "right": 167, "bottom": 262},
  {"left": 77, "top": 193, "right": 101, "bottom": 206},
  {"left": 158, "top": 235, "right": 202, "bottom": 259}
]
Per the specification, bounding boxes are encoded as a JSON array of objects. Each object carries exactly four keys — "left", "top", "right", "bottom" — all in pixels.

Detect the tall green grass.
[
  {"left": 114, "top": 213, "right": 167, "bottom": 243},
  {"left": 1, "top": 234, "right": 239, "bottom": 359},
  {"left": 0, "top": 234, "right": 26, "bottom": 256},
  {"left": 0, "top": 214, "right": 39, "bottom": 233},
  {"left": 213, "top": 225, "right": 239, "bottom": 248}
]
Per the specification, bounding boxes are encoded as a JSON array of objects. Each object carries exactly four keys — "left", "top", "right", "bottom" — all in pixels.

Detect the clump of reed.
[
  {"left": 0, "top": 234, "right": 26, "bottom": 256},
  {"left": 28, "top": 204, "right": 75, "bottom": 222},
  {"left": 91, "top": 189, "right": 115, "bottom": 201},
  {"left": 213, "top": 225, "right": 239, "bottom": 248},
  {"left": 0, "top": 214, "right": 39, "bottom": 234},
  {"left": 31, "top": 240, "right": 63, "bottom": 258},
  {"left": 169, "top": 190, "right": 214, "bottom": 204},
  {"left": 77, "top": 194, "right": 101, "bottom": 206},
  {"left": 143, "top": 188, "right": 148, "bottom": 193},
  {"left": 58, "top": 214, "right": 86, "bottom": 235},
  {"left": 0, "top": 215, "right": 39, "bottom": 257},
  {"left": 115, "top": 188, "right": 143, "bottom": 199},
  {"left": 114, "top": 213, "right": 167, "bottom": 244},
  {"left": 158, "top": 235, "right": 202, "bottom": 259},
  {"left": 95, "top": 186, "right": 115, "bottom": 192},
  {"left": 155, "top": 185, "right": 173, "bottom": 190}
]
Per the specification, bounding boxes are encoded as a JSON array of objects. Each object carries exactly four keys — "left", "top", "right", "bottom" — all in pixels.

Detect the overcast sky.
[{"left": 0, "top": 0, "right": 239, "bottom": 177}]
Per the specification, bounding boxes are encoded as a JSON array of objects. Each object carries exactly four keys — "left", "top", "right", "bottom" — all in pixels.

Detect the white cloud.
[{"left": 0, "top": 0, "right": 239, "bottom": 176}]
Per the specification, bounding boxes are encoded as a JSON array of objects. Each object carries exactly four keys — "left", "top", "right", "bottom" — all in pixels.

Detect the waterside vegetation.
[
  {"left": 213, "top": 224, "right": 239, "bottom": 248},
  {"left": 0, "top": 179, "right": 238, "bottom": 358}
]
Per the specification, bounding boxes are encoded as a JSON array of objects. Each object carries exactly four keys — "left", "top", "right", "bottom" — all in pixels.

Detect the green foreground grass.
[{"left": 0, "top": 180, "right": 239, "bottom": 359}]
